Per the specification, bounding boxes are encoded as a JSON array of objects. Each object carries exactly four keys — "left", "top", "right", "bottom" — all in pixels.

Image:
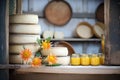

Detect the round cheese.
[
  {"left": 9, "top": 34, "right": 40, "bottom": 44},
  {"left": 76, "top": 25, "right": 93, "bottom": 39},
  {"left": 54, "top": 31, "right": 64, "bottom": 39},
  {"left": 93, "top": 22, "right": 105, "bottom": 38},
  {"left": 76, "top": 22, "right": 93, "bottom": 39},
  {"left": 9, "top": 24, "right": 41, "bottom": 34},
  {"left": 57, "top": 56, "right": 70, "bottom": 65},
  {"left": 93, "top": 25, "right": 104, "bottom": 38},
  {"left": 9, "top": 55, "right": 22, "bottom": 64},
  {"left": 9, "top": 55, "right": 34, "bottom": 64},
  {"left": 9, "top": 14, "right": 38, "bottom": 24},
  {"left": 41, "top": 47, "right": 68, "bottom": 56},
  {"left": 42, "top": 31, "right": 54, "bottom": 39},
  {"left": 9, "top": 44, "right": 40, "bottom": 54}
]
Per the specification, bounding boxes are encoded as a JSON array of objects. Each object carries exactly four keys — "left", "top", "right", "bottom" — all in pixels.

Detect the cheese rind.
[
  {"left": 41, "top": 47, "right": 68, "bottom": 56},
  {"left": 93, "top": 25, "right": 104, "bottom": 38},
  {"left": 9, "top": 24, "right": 41, "bottom": 34},
  {"left": 9, "top": 34, "right": 40, "bottom": 44},
  {"left": 93, "top": 22, "right": 105, "bottom": 38},
  {"left": 9, "top": 14, "right": 38, "bottom": 24},
  {"left": 76, "top": 25, "right": 93, "bottom": 39},
  {"left": 43, "top": 31, "right": 54, "bottom": 39},
  {"left": 76, "top": 22, "right": 93, "bottom": 39},
  {"left": 9, "top": 55, "right": 22, "bottom": 64},
  {"left": 54, "top": 31, "right": 64, "bottom": 39},
  {"left": 9, "top": 55, "right": 34, "bottom": 64},
  {"left": 57, "top": 56, "right": 70, "bottom": 65},
  {"left": 9, "top": 44, "right": 40, "bottom": 54}
]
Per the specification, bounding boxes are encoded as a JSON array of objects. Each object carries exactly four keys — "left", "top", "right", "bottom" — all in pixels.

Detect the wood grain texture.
[
  {"left": 0, "top": 0, "right": 9, "bottom": 80},
  {"left": 16, "top": 0, "right": 22, "bottom": 14},
  {"left": 10, "top": 73, "right": 120, "bottom": 80},
  {"left": 16, "top": 65, "right": 120, "bottom": 74},
  {"left": 109, "top": 0, "right": 120, "bottom": 65}
]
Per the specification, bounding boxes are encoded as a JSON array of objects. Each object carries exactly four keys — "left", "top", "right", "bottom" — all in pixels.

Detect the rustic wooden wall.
[
  {"left": 22, "top": 0, "right": 104, "bottom": 54},
  {"left": 0, "top": 0, "right": 9, "bottom": 80},
  {"left": 108, "top": 0, "right": 120, "bottom": 65},
  {"left": 8, "top": 0, "right": 120, "bottom": 80}
]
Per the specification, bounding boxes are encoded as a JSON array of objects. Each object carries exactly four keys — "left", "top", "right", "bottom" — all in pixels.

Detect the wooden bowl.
[
  {"left": 44, "top": 0, "right": 72, "bottom": 26},
  {"left": 95, "top": 3, "right": 104, "bottom": 23}
]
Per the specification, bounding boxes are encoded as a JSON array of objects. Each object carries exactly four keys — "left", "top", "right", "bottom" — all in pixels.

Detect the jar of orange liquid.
[
  {"left": 81, "top": 54, "right": 90, "bottom": 66},
  {"left": 90, "top": 54, "right": 100, "bottom": 66},
  {"left": 71, "top": 54, "right": 80, "bottom": 66}
]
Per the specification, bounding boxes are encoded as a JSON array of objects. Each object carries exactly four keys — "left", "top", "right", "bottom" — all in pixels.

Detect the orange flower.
[
  {"left": 31, "top": 57, "right": 42, "bottom": 67},
  {"left": 20, "top": 49, "right": 32, "bottom": 61},
  {"left": 47, "top": 53, "right": 57, "bottom": 65},
  {"left": 42, "top": 41, "right": 51, "bottom": 50}
]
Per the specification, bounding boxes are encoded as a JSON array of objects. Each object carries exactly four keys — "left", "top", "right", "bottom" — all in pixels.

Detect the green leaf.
[
  {"left": 35, "top": 52, "right": 41, "bottom": 57},
  {"left": 46, "top": 63, "right": 61, "bottom": 66},
  {"left": 46, "top": 37, "right": 51, "bottom": 42},
  {"left": 36, "top": 38, "right": 42, "bottom": 45},
  {"left": 23, "top": 45, "right": 26, "bottom": 49}
]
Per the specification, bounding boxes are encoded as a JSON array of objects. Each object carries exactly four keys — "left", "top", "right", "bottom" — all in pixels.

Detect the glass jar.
[
  {"left": 81, "top": 54, "right": 90, "bottom": 66},
  {"left": 70, "top": 54, "right": 80, "bottom": 66},
  {"left": 90, "top": 54, "right": 100, "bottom": 66},
  {"left": 99, "top": 53, "right": 105, "bottom": 65}
]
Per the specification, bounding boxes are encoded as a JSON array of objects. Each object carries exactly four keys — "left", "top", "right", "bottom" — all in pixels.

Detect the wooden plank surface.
[
  {"left": 16, "top": 65, "right": 120, "bottom": 74},
  {"left": 10, "top": 73, "right": 120, "bottom": 80}
]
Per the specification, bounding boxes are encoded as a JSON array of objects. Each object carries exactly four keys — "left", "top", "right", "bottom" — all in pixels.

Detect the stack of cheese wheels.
[
  {"left": 76, "top": 22, "right": 94, "bottom": 39},
  {"left": 41, "top": 47, "right": 70, "bottom": 65},
  {"left": 9, "top": 14, "right": 41, "bottom": 64}
]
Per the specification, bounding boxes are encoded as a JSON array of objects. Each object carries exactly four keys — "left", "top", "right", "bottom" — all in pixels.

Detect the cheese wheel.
[
  {"left": 9, "top": 55, "right": 34, "bottom": 64},
  {"left": 9, "top": 24, "right": 41, "bottom": 34},
  {"left": 43, "top": 31, "right": 54, "bottom": 39},
  {"left": 9, "top": 55, "right": 22, "bottom": 64},
  {"left": 9, "top": 14, "right": 38, "bottom": 24},
  {"left": 9, "top": 34, "right": 40, "bottom": 44},
  {"left": 93, "top": 22, "right": 105, "bottom": 38},
  {"left": 76, "top": 22, "right": 93, "bottom": 39},
  {"left": 41, "top": 47, "right": 68, "bottom": 56},
  {"left": 9, "top": 44, "right": 40, "bottom": 54},
  {"left": 57, "top": 56, "right": 70, "bottom": 65},
  {"left": 54, "top": 31, "right": 64, "bottom": 39},
  {"left": 93, "top": 25, "right": 104, "bottom": 38}
]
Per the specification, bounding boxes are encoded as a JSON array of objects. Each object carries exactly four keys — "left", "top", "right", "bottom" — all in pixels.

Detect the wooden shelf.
[
  {"left": 42, "top": 38, "right": 101, "bottom": 42},
  {"left": 23, "top": 11, "right": 95, "bottom": 18},
  {"left": 0, "top": 64, "right": 20, "bottom": 69},
  {"left": 16, "top": 65, "right": 120, "bottom": 74}
]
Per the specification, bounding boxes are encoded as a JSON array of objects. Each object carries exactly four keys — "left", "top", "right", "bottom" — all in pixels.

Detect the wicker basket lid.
[
  {"left": 44, "top": 0, "right": 72, "bottom": 26},
  {"left": 76, "top": 22, "right": 94, "bottom": 39},
  {"left": 93, "top": 22, "right": 105, "bottom": 38}
]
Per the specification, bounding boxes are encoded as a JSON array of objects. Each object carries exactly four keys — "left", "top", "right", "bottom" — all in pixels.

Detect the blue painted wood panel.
[{"left": 0, "top": 0, "right": 9, "bottom": 80}]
